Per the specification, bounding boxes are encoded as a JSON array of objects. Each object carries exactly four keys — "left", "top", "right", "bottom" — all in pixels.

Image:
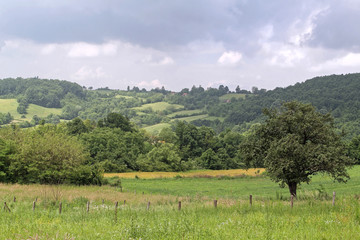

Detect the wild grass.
[
  {"left": 2, "top": 166, "right": 360, "bottom": 239},
  {"left": 104, "top": 168, "right": 265, "bottom": 179},
  {"left": 1, "top": 194, "right": 360, "bottom": 239}
]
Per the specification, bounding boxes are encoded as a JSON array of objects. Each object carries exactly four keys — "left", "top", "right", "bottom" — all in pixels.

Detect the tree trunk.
[{"left": 288, "top": 182, "right": 297, "bottom": 198}]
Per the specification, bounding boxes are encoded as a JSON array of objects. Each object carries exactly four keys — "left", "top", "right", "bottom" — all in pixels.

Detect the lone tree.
[{"left": 241, "top": 101, "right": 354, "bottom": 197}]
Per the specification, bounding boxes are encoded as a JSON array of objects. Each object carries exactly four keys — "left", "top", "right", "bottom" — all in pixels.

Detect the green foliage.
[
  {"left": 0, "top": 138, "right": 15, "bottom": 182},
  {"left": 137, "top": 143, "right": 186, "bottom": 171},
  {"left": 241, "top": 101, "right": 355, "bottom": 196},
  {"left": 348, "top": 135, "right": 360, "bottom": 164},
  {"left": 98, "top": 112, "right": 133, "bottom": 132},
  {"left": 0, "top": 112, "right": 13, "bottom": 125},
  {"left": 80, "top": 127, "right": 145, "bottom": 172},
  {"left": 0, "top": 125, "right": 103, "bottom": 185}
]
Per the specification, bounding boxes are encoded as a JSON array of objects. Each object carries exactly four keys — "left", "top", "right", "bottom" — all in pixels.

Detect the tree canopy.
[{"left": 241, "top": 101, "right": 355, "bottom": 196}]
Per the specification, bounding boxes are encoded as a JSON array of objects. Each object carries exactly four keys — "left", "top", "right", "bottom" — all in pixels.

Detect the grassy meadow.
[
  {"left": 133, "top": 102, "right": 184, "bottom": 112},
  {"left": 0, "top": 99, "right": 62, "bottom": 122},
  {"left": 1, "top": 166, "right": 360, "bottom": 239}
]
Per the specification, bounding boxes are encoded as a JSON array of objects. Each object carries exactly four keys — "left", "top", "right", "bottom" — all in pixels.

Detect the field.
[
  {"left": 143, "top": 123, "right": 171, "bottom": 134},
  {"left": 1, "top": 166, "right": 360, "bottom": 239},
  {"left": 0, "top": 99, "right": 62, "bottom": 121},
  {"left": 133, "top": 102, "right": 184, "bottom": 112},
  {"left": 167, "top": 109, "right": 204, "bottom": 118},
  {"left": 104, "top": 168, "right": 264, "bottom": 179}
]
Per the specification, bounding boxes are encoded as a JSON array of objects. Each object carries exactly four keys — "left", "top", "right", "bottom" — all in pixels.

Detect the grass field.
[
  {"left": 1, "top": 166, "right": 360, "bottom": 239},
  {"left": 167, "top": 109, "right": 204, "bottom": 118},
  {"left": 133, "top": 102, "right": 184, "bottom": 112},
  {"left": 170, "top": 114, "right": 208, "bottom": 122},
  {"left": 105, "top": 168, "right": 264, "bottom": 179},
  {"left": 143, "top": 123, "right": 171, "bottom": 135},
  {"left": 0, "top": 99, "right": 62, "bottom": 121}
]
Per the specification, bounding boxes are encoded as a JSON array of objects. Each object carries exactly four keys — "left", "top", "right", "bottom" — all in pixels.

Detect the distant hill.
[
  {"left": 1, "top": 74, "right": 360, "bottom": 138},
  {"left": 208, "top": 73, "right": 360, "bottom": 138}
]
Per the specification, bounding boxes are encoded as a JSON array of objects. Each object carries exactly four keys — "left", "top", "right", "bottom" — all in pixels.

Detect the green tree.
[
  {"left": 136, "top": 143, "right": 184, "bottom": 171},
  {"left": 0, "top": 138, "right": 15, "bottom": 182},
  {"left": 7, "top": 125, "right": 97, "bottom": 184},
  {"left": 241, "top": 101, "right": 354, "bottom": 197},
  {"left": 98, "top": 112, "right": 133, "bottom": 132}
]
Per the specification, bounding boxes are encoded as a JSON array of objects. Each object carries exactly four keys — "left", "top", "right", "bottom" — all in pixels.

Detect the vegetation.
[
  {"left": 241, "top": 102, "right": 354, "bottom": 196},
  {"left": 0, "top": 125, "right": 103, "bottom": 185},
  {"left": 2, "top": 167, "right": 360, "bottom": 239}
]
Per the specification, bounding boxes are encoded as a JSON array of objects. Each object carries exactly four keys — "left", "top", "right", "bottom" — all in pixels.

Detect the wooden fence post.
[
  {"left": 178, "top": 201, "right": 181, "bottom": 210},
  {"left": 124, "top": 200, "right": 126, "bottom": 205},
  {"left": 147, "top": 201, "right": 150, "bottom": 210},
  {"left": 114, "top": 201, "right": 118, "bottom": 222},
  {"left": 13, "top": 196, "right": 16, "bottom": 202},
  {"left": 214, "top": 200, "right": 218, "bottom": 208},
  {"left": 3, "top": 202, "right": 11, "bottom": 212},
  {"left": 87, "top": 201, "right": 90, "bottom": 212},
  {"left": 33, "top": 201, "right": 36, "bottom": 211},
  {"left": 59, "top": 202, "right": 62, "bottom": 214},
  {"left": 332, "top": 191, "right": 336, "bottom": 206},
  {"left": 291, "top": 195, "right": 294, "bottom": 208},
  {"left": 250, "top": 195, "right": 253, "bottom": 206}
]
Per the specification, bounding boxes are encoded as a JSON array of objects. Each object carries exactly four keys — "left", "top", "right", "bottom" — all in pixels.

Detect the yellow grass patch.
[{"left": 104, "top": 168, "right": 265, "bottom": 179}]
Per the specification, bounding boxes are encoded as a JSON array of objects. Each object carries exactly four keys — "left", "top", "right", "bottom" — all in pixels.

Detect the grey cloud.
[
  {"left": 0, "top": 0, "right": 323, "bottom": 51},
  {"left": 310, "top": 2, "right": 360, "bottom": 51}
]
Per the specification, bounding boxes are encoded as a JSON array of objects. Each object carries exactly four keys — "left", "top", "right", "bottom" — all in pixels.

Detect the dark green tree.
[
  {"left": 241, "top": 101, "right": 354, "bottom": 197},
  {"left": 98, "top": 112, "right": 133, "bottom": 132}
]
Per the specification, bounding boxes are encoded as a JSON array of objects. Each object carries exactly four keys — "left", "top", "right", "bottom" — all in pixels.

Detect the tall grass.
[{"left": 1, "top": 196, "right": 360, "bottom": 239}]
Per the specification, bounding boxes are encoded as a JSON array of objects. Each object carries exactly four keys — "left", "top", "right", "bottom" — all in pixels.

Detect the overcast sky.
[{"left": 1, "top": 0, "right": 360, "bottom": 91}]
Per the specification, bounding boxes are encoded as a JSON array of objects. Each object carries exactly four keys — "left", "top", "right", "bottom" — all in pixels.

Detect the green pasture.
[
  {"left": 1, "top": 198, "right": 360, "bottom": 239},
  {"left": 143, "top": 123, "right": 171, "bottom": 135},
  {"left": 1, "top": 166, "right": 360, "bottom": 239},
  {"left": 167, "top": 109, "right": 203, "bottom": 118},
  {"left": 0, "top": 99, "right": 62, "bottom": 121},
  {"left": 170, "top": 114, "right": 208, "bottom": 122},
  {"left": 133, "top": 102, "right": 184, "bottom": 112},
  {"left": 120, "top": 166, "right": 360, "bottom": 200}
]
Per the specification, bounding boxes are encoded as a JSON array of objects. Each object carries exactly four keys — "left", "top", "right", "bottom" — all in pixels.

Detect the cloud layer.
[{"left": 0, "top": 0, "right": 360, "bottom": 91}]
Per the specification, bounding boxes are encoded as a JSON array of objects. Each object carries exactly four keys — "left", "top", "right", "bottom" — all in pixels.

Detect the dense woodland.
[{"left": 1, "top": 74, "right": 360, "bottom": 184}]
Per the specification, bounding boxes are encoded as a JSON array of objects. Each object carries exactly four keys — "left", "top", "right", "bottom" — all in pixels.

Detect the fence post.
[
  {"left": 13, "top": 196, "right": 16, "bottom": 202},
  {"left": 59, "top": 202, "right": 62, "bottom": 214},
  {"left": 33, "top": 201, "right": 36, "bottom": 211},
  {"left": 87, "top": 201, "right": 90, "bottom": 212},
  {"left": 147, "top": 201, "right": 150, "bottom": 210},
  {"left": 124, "top": 200, "right": 126, "bottom": 205},
  {"left": 178, "top": 201, "right": 181, "bottom": 210},
  {"left": 114, "top": 201, "right": 118, "bottom": 222},
  {"left": 4, "top": 202, "right": 11, "bottom": 212},
  {"left": 250, "top": 195, "right": 252, "bottom": 206},
  {"left": 214, "top": 200, "right": 217, "bottom": 208},
  {"left": 291, "top": 195, "right": 294, "bottom": 208},
  {"left": 332, "top": 191, "right": 336, "bottom": 206}
]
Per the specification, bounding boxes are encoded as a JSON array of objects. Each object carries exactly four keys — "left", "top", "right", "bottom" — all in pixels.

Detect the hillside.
[
  {"left": 208, "top": 73, "right": 360, "bottom": 138},
  {"left": 1, "top": 74, "right": 360, "bottom": 138}
]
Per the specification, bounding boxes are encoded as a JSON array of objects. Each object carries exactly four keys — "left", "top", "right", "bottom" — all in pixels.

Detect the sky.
[{"left": 1, "top": 0, "right": 360, "bottom": 91}]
